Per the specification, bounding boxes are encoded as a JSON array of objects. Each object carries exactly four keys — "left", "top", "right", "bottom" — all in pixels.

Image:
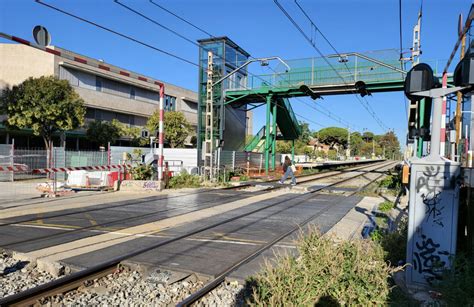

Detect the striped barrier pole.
[
  {"left": 440, "top": 73, "right": 448, "bottom": 157},
  {"left": 158, "top": 86, "right": 164, "bottom": 181},
  {"left": 0, "top": 165, "right": 28, "bottom": 172},
  {"left": 32, "top": 164, "right": 132, "bottom": 174}
]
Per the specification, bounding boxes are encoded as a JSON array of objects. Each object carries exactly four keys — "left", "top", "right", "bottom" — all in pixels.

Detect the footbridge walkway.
[{"left": 229, "top": 50, "right": 450, "bottom": 173}]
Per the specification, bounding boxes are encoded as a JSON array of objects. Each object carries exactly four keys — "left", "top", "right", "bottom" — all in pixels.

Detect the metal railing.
[{"left": 245, "top": 51, "right": 446, "bottom": 90}]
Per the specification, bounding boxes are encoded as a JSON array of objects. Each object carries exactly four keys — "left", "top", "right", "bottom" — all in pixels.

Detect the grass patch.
[
  {"left": 370, "top": 217, "right": 407, "bottom": 267},
  {"left": 356, "top": 181, "right": 379, "bottom": 197},
  {"left": 246, "top": 229, "right": 394, "bottom": 305},
  {"left": 378, "top": 200, "right": 394, "bottom": 212},
  {"left": 387, "top": 279, "right": 420, "bottom": 307}
]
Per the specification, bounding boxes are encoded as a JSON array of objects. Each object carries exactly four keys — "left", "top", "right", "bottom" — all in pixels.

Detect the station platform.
[{"left": 296, "top": 158, "right": 385, "bottom": 169}]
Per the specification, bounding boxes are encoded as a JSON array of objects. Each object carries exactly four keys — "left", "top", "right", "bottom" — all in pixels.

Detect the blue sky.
[{"left": 1, "top": 0, "right": 471, "bottom": 147}]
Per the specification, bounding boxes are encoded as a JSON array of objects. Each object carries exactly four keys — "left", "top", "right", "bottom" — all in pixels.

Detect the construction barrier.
[
  {"left": 32, "top": 164, "right": 132, "bottom": 174},
  {"left": 0, "top": 164, "right": 28, "bottom": 172}
]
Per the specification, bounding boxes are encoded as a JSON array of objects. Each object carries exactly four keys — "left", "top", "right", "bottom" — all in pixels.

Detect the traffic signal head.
[
  {"left": 404, "top": 63, "right": 440, "bottom": 100},
  {"left": 454, "top": 51, "right": 474, "bottom": 87}
]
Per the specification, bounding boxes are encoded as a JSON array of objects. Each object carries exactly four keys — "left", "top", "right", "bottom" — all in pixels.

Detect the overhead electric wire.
[
  {"left": 115, "top": 0, "right": 330, "bottom": 129},
  {"left": 145, "top": 0, "right": 360, "bottom": 130},
  {"left": 149, "top": 0, "right": 214, "bottom": 38},
  {"left": 34, "top": 0, "right": 199, "bottom": 67},
  {"left": 399, "top": 0, "right": 403, "bottom": 62},
  {"left": 293, "top": 0, "right": 388, "bottom": 131},
  {"left": 36, "top": 0, "right": 328, "bottom": 131},
  {"left": 277, "top": 0, "right": 389, "bottom": 132},
  {"left": 144, "top": 0, "right": 359, "bottom": 131}
]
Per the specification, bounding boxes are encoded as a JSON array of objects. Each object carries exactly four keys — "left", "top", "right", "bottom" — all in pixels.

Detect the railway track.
[
  {"left": 0, "top": 160, "right": 395, "bottom": 306},
  {"left": 0, "top": 159, "right": 383, "bottom": 212},
  {"left": 177, "top": 160, "right": 396, "bottom": 306},
  {"left": 0, "top": 160, "right": 383, "bottom": 233}
]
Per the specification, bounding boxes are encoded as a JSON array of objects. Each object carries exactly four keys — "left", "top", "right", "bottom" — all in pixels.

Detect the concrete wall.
[
  {"left": 52, "top": 46, "right": 198, "bottom": 126},
  {"left": 110, "top": 146, "right": 198, "bottom": 168},
  {"left": 0, "top": 44, "right": 55, "bottom": 89}
]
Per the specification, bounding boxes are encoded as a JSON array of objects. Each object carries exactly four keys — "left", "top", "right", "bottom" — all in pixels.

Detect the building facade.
[{"left": 0, "top": 43, "right": 199, "bottom": 149}]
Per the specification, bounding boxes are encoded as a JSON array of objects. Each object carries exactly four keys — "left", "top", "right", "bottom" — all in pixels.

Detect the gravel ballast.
[
  {"left": 36, "top": 267, "right": 244, "bottom": 306},
  {"left": 0, "top": 251, "right": 57, "bottom": 298}
]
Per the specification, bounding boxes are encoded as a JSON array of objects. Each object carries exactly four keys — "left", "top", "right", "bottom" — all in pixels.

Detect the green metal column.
[
  {"left": 291, "top": 139, "right": 295, "bottom": 162},
  {"left": 417, "top": 99, "right": 425, "bottom": 158},
  {"left": 272, "top": 101, "right": 277, "bottom": 170},
  {"left": 265, "top": 94, "right": 272, "bottom": 175}
]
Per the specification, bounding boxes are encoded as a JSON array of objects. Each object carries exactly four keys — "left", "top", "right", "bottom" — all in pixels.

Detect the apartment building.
[{"left": 0, "top": 43, "right": 198, "bottom": 149}]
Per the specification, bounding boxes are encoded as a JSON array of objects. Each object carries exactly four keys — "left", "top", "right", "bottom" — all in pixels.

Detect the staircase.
[
  {"left": 244, "top": 126, "right": 267, "bottom": 153},
  {"left": 275, "top": 98, "right": 301, "bottom": 140}
]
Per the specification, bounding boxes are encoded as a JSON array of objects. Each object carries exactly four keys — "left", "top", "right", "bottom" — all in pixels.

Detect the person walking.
[{"left": 279, "top": 155, "right": 296, "bottom": 185}]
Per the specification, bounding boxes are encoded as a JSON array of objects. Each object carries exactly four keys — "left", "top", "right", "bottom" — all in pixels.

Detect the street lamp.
[{"left": 212, "top": 56, "right": 290, "bottom": 86}]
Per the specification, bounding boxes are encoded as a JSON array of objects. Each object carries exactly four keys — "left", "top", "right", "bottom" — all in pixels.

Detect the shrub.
[
  {"left": 129, "top": 164, "right": 153, "bottom": 180},
  {"left": 247, "top": 230, "right": 393, "bottom": 305},
  {"left": 379, "top": 174, "right": 401, "bottom": 190},
  {"left": 168, "top": 171, "right": 201, "bottom": 189},
  {"left": 378, "top": 200, "right": 394, "bottom": 212},
  {"left": 239, "top": 175, "right": 249, "bottom": 181},
  {"left": 371, "top": 218, "right": 408, "bottom": 266},
  {"left": 435, "top": 254, "right": 474, "bottom": 306}
]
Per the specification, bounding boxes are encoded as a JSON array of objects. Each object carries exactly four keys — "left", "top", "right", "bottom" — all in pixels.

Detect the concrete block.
[
  {"left": 119, "top": 180, "right": 164, "bottom": 192},
  {"left": 36, "top": 258, "right": 69, "bottom": 277},
  {"left": 12, "top": 251, "right": 35, "bottom": 263}
]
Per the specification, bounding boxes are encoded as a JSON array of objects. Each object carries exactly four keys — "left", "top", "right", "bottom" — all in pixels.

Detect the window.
[
  {"left": 95, "top": 77, "right": 102, "bottom": 92},
  {"left": 130, "top": 87, "right": 135, "bottom": 99},
  {"left": 85, "top": 108, "right": 95, "bottom": 119},
  {"left": 165, "top": 95, "right": 177, "bottom": 111}
]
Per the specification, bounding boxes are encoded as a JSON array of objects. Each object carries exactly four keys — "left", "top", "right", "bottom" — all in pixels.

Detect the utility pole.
[
  {"left": 372, "top": 139, "right": 375, "bottom": 159},
  {"left": 203, "top": 51, "right": 214, "bottom": 180},
  {"left": 347, "top": 127, "right": 351, "bottom": 159},
  {"left": 455, "top": 13, "right": 466, "bottom": 160}
]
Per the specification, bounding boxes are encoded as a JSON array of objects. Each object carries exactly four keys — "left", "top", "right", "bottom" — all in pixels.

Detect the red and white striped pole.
[
  {"left": 158, "top": 85, "right": 165, "bottom": 181},
  {"left": 440, "top": 72, "right": 448, "bottom": 157}
]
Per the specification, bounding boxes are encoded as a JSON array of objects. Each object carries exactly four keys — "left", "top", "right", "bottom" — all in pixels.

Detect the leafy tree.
[
  {"left": 276, "top": 140, "right": 292, "bottom": 153},
  {"left": 349, "top": 132, "right": 364, "bottom": 156},
  {"left": 378, "top": 131, "right": 401, "bottom": 159},
  {"left": 360, "top": 142, "right": 375, "bottom": 157},
  {"left": 314, "top": 127, "right": 348, "bottom": 148},
  {"left": 115, "top": 120, "right": 142, "bottom": 146},
  {"left": 0, "top": 76, "right": 85, "bottom": 150},
  {"left": 86, "top": 119, "right": 122, "bottom": 146},
  {"left": 299, "top": 122, "right": 312, "bottom": 144},
  {"left": 362, "top": 131, "right": 375, "bottom": 142},
  {"left": 147, "top": 111, "right": 191, "bottom": 148}
]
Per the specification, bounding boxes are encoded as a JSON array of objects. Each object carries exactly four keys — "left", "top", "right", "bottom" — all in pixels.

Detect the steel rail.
[
  {"left": 0, "top": 160, "right": 383, "bottom": 227},
  {"left": 0, "top": 161, "right": 393, "bottom": 306},
  {"left": 2, "top": 161, "right": 385, "bottom": 249},
  {"left": 176, "top": 161, "right": 397, "bottom": 306}
]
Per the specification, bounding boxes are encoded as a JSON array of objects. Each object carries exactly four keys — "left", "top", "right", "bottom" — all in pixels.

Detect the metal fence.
[
  {"left": 217, "top": 150, "right": 273, "bottom": 173},
  {"left": 0, "top": 145, "right": 49, "bottom": 181},
  {"left": 0, "top": 145, "right": 275, "bottom": 182},
  {"left": 66, "top": 150, "right": 107, "bottom": 167}
]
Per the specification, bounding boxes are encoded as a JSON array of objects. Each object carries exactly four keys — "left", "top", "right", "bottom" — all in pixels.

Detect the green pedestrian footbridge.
[{"left": 228, "top": 50, "right": 450, "bottom": 171}]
